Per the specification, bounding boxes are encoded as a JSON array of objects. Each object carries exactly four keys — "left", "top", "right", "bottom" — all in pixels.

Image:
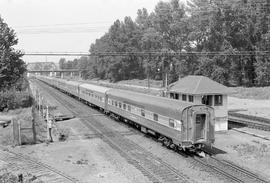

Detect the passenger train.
[{"left": 37, "top": 76, "right": 215, "bottom": 151}]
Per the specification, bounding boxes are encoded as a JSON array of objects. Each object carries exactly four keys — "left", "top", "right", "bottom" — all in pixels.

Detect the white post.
[
  {"left": 18, "top": 120, "right": 21, "bottom": 145},
  {"left": 46, "top": 105, "right": 49, "bottom": 141},
  {"left": 46, "top": 105, "right": 49, "bottom": 121},
  {"left": 41, "top": 96, "right": 43, "bottom": 117},
  {"left": 38, "top": 93, "right": 41, "bottom": 116}
]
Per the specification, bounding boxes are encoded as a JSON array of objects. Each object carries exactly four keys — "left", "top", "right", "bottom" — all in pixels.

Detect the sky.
[{"left": 0, "top": 0, "right": 170, "bottom": 64}]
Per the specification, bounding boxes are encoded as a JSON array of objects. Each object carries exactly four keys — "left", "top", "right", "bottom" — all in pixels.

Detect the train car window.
[
  {"left": 169, "top": 119, "right": 175, "bottom": 128},
  {"left": 196, "top": 114, "right": 206, "bottom": 124},
  {"left": 131, "top": 106, "right": 136, "bottom": 114},
  {"left": 153, "top": 113, "right": 158, "bottom": 121},
  {"left": 119, "top": 102, "right": 122, "bottom": 108},
  {"left": 141, "top": 109, "right": 145, "bottom": 117},
  {"left": 214, "top": 95, "right": 223, "bottom": 106},
  {"left": 188, "top": 95, "right": 194, "bottom": 102},
  {"left": 115, "top": 101, "right": 118, "bottom": 107},
  {"left": 123, "top": 104, "right": 126, "bottom": 110},
  {"left": 182, "top": 94, "right": 187, "bottom": 101},
  {"left": 128, "top": 105, "right": 131, "bottom": 112},
  {"left": 170, "top": 93, "right": 174, "bottom": 99},
  {"left": 175, "top": 93, "right": 179, "bottom": 100}
]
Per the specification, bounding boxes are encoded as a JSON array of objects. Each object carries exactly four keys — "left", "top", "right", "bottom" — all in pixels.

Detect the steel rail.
[
  {"left": 228, "top": 112, "right": 270, "bottom": 131},
  {"left": 0, "top": 147, "right": 79, "bottom": 183},
  {"left": 198, "top": 149, "right": 270, "bottom": 183}
]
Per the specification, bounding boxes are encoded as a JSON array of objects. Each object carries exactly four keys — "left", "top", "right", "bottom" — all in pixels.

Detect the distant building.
[{"left": 167, "top": 75, "right": 232, "bottom": 131}]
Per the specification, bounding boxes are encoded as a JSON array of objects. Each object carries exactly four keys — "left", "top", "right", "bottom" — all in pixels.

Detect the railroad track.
[
  {"left": 228, "top": 112, "right": 270, "bottom": 131},
  {"left": 0, "top": 147, "right": 78, "bottom": 183},
  {"left": 191, "top": 155, "right": 269, "bottom": 183},
  {"left": 36, "top": 80, "right": 193, "bottom": 183},
  {"left": 36, "top": 80, "right": 270, "bottom": 183}
]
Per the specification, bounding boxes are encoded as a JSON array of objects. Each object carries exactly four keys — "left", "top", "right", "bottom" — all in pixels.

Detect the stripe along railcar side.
[
  {"left": 79, "top": 83, "right": 110, "bottom": 110},
  {"left": 107, "top": 89, "right": 215, "bottom": 150}
]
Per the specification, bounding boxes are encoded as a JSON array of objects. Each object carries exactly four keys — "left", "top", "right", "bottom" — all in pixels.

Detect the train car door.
[
  {"left": 195, "top": 114, "right": 206, "bottom": 140},
  {"left": 181, "top": 108, "right": 193, "bottom": 145}
]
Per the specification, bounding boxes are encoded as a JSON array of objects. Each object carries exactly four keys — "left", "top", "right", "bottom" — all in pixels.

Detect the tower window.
[
  {"left": 214, "top": 95, "right": 223, "bottom": 106},
  {"left": 182, "top": 94, "right": 187, "bottom": 101}
]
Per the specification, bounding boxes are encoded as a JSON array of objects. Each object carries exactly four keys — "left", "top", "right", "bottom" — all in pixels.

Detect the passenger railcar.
[
  {"left": 107, "top": 89, "right": 215, "bottom": 149},
  {"left": 36, "top": 76, "right": 215, "bottom": 150},
  {"left": 64, "top": 80, "right": 80, "bottom": 97},
  {"left": 79, "top": 83, "right": 110, "bottom": 109}
]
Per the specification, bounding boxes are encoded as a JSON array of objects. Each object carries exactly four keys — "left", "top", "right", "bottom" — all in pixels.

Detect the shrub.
[{"left": 0, "top": 91, "right": 33, "bottom": 112}]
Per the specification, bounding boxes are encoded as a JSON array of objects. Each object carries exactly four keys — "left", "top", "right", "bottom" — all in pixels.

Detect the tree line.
[{"left": 59, "top": 0, "right": 270, "bottom": 87}]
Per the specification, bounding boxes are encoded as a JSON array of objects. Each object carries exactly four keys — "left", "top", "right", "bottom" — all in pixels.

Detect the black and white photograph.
[{"left": 0, "top": 0, "right": 270, "bottom": 182}]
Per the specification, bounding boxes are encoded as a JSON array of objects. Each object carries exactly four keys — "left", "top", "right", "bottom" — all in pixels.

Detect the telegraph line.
[
  {"left": 24, "top": 51, "right": 270, "bottom": 57},
  {"left": 13, "top": 21, "right": 113, "bottom": 28}
]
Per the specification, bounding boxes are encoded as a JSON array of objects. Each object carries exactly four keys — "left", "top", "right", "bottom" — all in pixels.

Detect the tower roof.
[{"left": 168, "top": 75, "right": 232, "bottom": 95}]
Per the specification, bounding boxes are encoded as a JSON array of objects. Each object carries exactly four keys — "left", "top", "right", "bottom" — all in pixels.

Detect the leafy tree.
[{"left": 0, "top": 16, "right": 26, "bottom": 91}]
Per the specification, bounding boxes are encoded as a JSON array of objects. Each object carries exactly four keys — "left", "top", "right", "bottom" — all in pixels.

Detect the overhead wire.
[
  {"left": 14, "top": 1, "right": 269, "bottom": 58},
  {"left": 13, "top": 21, "right": 113, "bottom": 28},
  {"left": 24, "top": 50, "right": 270, "bottom": 57}
]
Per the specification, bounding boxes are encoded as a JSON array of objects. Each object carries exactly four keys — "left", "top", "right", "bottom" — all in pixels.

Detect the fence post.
[
  {"left": 32, "top": 106, "right": 37, "bottom": 144},
  {"left": 38, "top": 93, "right": 41, "bottom": 117},
  {"left": 18, "top": 120, "right": 21, "bottom": 146},
  {"left": 12, "top": 118, "right": 16, "bottom": 145},
  {"left": 46, "top": 105, "right": 49, "bottom": 141}
]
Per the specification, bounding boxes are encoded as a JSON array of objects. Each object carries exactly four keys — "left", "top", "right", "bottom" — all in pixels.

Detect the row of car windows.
[
  {"left": 81, "top": 90, "right": 104, "bottom": 102},
  {"left": 108, "top": 99, "right": 177, "bottom": 129}
]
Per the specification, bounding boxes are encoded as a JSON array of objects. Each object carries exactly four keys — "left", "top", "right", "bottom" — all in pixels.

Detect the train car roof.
[
  {"left": 79, "top": 83, "right": 111, "bottom": 94},
  {"left": 65, "top": 80, "right": 81, "bottom": 86},
  {"left": 107, "top": 89, "right": 196, "bottom": 119}
]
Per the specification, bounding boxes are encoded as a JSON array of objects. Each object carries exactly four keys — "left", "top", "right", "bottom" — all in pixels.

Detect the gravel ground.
[
  {"left": 214, "top": 129, "right": 270, "bottom": 180},
  {"left": 12, "top": 139, "right": 151, "bottom": 183}
]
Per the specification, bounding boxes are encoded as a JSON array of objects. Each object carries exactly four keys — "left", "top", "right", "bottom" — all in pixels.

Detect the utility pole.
[{"left": 147, "top": 53, "right": 151, "bottom": 89}]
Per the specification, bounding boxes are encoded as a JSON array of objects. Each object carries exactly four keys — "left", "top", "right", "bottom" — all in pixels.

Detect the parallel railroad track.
[
  {"left": 228, "top": 112, "right": 270, "bottom": 131},
  {"left": 191, "top": 155, "right": 269, "bottom": 183},
  {"left": 36, "top": 80, "right": 193, "bottom": 183},
  {"left": 0, "top": 147, "right": 78, "bottom": 183}
]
